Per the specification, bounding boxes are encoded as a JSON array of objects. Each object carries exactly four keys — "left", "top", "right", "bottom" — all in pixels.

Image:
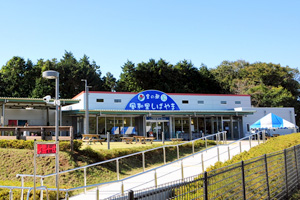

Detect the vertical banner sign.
[{"left": 34, "top": 142, "right": 58, "bottom": 200}]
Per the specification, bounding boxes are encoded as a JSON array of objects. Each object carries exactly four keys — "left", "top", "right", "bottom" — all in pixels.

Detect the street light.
[
  {"left": 81, "top": 79, "right": 91, "bottom": 135},
  {"left": 42, "top": 70, "right": 60, "bottom": 200}
]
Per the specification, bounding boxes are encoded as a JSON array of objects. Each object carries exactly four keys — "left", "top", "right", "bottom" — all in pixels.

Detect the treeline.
[{"left": 0, "top": 51, "right": 299, "bottom": 110}]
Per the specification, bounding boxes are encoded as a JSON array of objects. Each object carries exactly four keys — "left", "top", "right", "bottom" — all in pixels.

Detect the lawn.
[{"left": 81, "top": 141, "right": 178, "bottom": 150}]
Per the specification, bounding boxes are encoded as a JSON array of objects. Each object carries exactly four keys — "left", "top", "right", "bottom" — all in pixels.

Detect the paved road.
[{"left": 70, "top": 139, "right": 261, "bottom": 199}]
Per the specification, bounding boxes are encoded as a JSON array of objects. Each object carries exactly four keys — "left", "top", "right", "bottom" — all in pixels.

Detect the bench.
[
  {"left": 145, "top": 137, "right": 155, "bottom": 144},
  {"left": 133, "top": 136, "right": 146, "bottom": 144},
  {"left": 82, "top": 134, "right": 105, "bottom": 145},
  {"left": 121, "top": 137, "right": 134, "bottom": 144},
  {"left": 171, "top": 138, "right": 183, "bottom": 143}
]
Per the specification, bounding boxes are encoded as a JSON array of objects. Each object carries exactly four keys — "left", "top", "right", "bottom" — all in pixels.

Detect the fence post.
[
  {"left": 204, "top": 171, "right": 208, "bottom": 200},
  {"left": 65, "top": 192, "right": 69, "bottom": 200},
  {"left": 128, "top": 190, "right": 134, "bottom": 200},
  {"left": 205, "top": 137, "right": 207, "bottom": 150},
  {"left": 121, "top": 181, "right": 124, "bottom": 196},
  {"left": 192, "top": 141, "right": 195, "bottom": 155},
  {"left": 163, "top": 146, "right": 166, "bottom": 164},
  {"left": 257, "top": 133, "right": 260, "bottom": 144},
  {"left": 217, "top": 146, "right": 220, "bottom": 162},
  {"left": 284, "top": 149, "right": 289, "bottom": 198},
  {"left": 249, "top": 136, "right": 252, "bottom": 149},
  {"left": 294, "top": 146, "right": 300, "bottom": 189},
  {"left": 96, "top": 187, "right": 99, "bottom": 200},
  {"left": 9, "top": 189, "right": 13, "bottom": 200},
  {"left": 228, "top": 146, "right": 230, "bottom": 160},
  {"left": 84, "top": 167, "right": 87, "bottom": 194},
  {"left": 201, "top": 153, "right": 205, "bottom": 172},
  {"left": 142, "top": 152, "right": 145, "bottom": 172},
  {"left": 177, "top": 145, "right": 180, "bottom": 160},
  {"left": 263, "top": 131, "right": 266, "bottom": 143},
  {"left": 154, "top": 170, "right": 158, "bottom": 188},
  {"left": 40, "top": 178, "right": 44, "bottom": 200},
  {"left": 116, "top": 159, "right": 120, "bottom": 180},
  {"left": 241, "top": 161, "right": 246, "bottom": 200},
  {"left": 239, "top": 141, "right": 242, "bottom": 153},
  {"left": 21, "top": 176, "right": 24, "bottom": 200},
  {"left": 264, "top": 154, "right": 271, "bottom": 199},
  {"left": 181, "top": 160, "right": 184, "bottom": 181}
]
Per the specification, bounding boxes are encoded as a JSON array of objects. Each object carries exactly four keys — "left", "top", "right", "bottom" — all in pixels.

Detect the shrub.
[{"left": 0, "top": 139, "right": 82, "bottom": 152}]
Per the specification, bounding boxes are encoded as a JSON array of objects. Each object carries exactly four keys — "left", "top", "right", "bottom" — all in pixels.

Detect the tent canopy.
[{"left": 250, "top": 113, "right": 296, "bottom": 129}]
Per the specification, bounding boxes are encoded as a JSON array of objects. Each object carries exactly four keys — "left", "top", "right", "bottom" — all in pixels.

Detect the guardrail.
[{"left": 15, "top": 131, "right": 226, "bottom": 199}]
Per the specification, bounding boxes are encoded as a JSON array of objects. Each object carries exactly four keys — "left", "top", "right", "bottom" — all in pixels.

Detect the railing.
[
  {"left": 107, "top": 133, "right": 300, "bottom": 200},
  {"left": 104, "top": 132, "right": 264, "bottom": 199},
  {"left": 9, "top": 131, "right": 265, "bottom": 199},
  {"left": 14, "top": 132, "right": 225, "bottom": 198},
  {"left": 0, "top": 185, "right": 50, "bottom": 200}
]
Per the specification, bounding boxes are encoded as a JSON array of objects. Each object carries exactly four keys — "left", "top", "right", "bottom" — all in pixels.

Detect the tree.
[
  {"left": 116, "top": 60, "right": 139, "bottom": 92},
  {"left": 0, "top": 57, "right": 35, "bottom": 97},
  {"left": 103, "top": 72, "right": 117, "bottom": 92}
]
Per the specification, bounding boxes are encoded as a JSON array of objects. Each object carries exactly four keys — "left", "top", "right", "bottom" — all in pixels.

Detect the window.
[
  {"left": 235, "top": 101, "right": 241, "bottom": 104},
  {"left": 114, "top": 99, "right": 121, "bottom": 103},
  {"left": 96, "top": 99, "right": 104, "bottom": 102},
  {"left": 221, "top": 101, "right": 227, "bottom": 104},
  {"left": 198, "top": 100, "right": 204, "bottom": 104},
  {"left": 247, "top": 124, "right": 250, "bottom": 132},
  {"left": 182, "top": 100, "right": 189, "bottom": 104}
]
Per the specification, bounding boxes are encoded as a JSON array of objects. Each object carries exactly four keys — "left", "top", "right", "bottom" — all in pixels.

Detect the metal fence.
[{"left": 107, "top": 143, "right": 300, "bottom": 200}]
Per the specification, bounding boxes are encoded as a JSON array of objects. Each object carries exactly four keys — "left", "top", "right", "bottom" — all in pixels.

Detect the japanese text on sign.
[
  {"left": 125, "top": 90, "right": 180, "bottom": 111},
  {"left": 37, "top": 144, "right": 56, "bottom": 156}
]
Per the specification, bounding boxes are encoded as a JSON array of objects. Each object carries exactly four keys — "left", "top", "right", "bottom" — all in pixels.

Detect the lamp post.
[
  {"left": 81, "top": 79, "right": 91, "bottom": 135},
  {"left": 42, "top": 70, "right": 60, "bottom": 200}
]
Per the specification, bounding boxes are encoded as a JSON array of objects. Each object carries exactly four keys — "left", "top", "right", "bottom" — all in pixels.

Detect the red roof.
[{"left": 72, "top": 91, "right": 250, "bottom": 99}]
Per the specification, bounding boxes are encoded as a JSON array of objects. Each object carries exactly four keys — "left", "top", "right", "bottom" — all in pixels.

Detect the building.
[
  {"left": 0, "top": 90, "right": 296, "bottom": 139},
  {"left": 62, "top": 90, "right": 282, "bottom": 140},
  {"left": 0, "top": 97, "right": 79, "bottom": 136}
]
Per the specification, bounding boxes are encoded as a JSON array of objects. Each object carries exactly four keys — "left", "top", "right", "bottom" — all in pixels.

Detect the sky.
[{"left": 0, "top": 0, "right": 299, "bottom": 78}]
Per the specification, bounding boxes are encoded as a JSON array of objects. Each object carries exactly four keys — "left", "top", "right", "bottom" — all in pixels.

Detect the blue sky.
[{"left": 0, "top": 0, "right": 299, "bottom": 78}]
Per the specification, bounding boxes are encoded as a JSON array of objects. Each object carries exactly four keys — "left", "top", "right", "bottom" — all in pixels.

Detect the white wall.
[
  {"left": 0, "top": 108, "right": 55, "bottom": 126},
  {"left": 66, "top": 92, "right": 252, "bottom": 111}
]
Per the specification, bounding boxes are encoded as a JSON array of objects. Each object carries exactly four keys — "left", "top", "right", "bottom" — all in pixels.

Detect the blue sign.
[{"left": 125, "top": 90, "right": 180, "bottom": 111}]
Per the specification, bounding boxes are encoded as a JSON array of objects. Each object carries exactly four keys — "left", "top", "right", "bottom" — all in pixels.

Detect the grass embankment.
[
  {"left": 0, "top": 139, "right": 215, "bottom": 199},
  {"left": 175, "top": 133, "right": 300, "bottom": 200},
  {"left": 208, "top": 133, "right": 300, "bottom": 171}
]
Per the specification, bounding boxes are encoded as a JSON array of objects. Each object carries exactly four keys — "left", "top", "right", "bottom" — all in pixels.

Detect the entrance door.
[{"left": 146, "top": 117, "right": 169, "bottom": 140}]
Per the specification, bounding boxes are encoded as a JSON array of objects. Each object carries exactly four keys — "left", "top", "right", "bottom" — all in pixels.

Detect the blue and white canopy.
[{"left": 250, "top": 113, "right": 296, "bottom": 129}]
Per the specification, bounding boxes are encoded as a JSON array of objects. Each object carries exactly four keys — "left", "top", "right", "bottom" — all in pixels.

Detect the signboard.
[
  {"left": 146, "top": 117, "right": 170, "bottom": 122},
  {"left": 36, "top": 143, "right": 57, "bottom": 157},
  {"left": 125, "top": 90, "right": 180, "bottom": 111}
]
